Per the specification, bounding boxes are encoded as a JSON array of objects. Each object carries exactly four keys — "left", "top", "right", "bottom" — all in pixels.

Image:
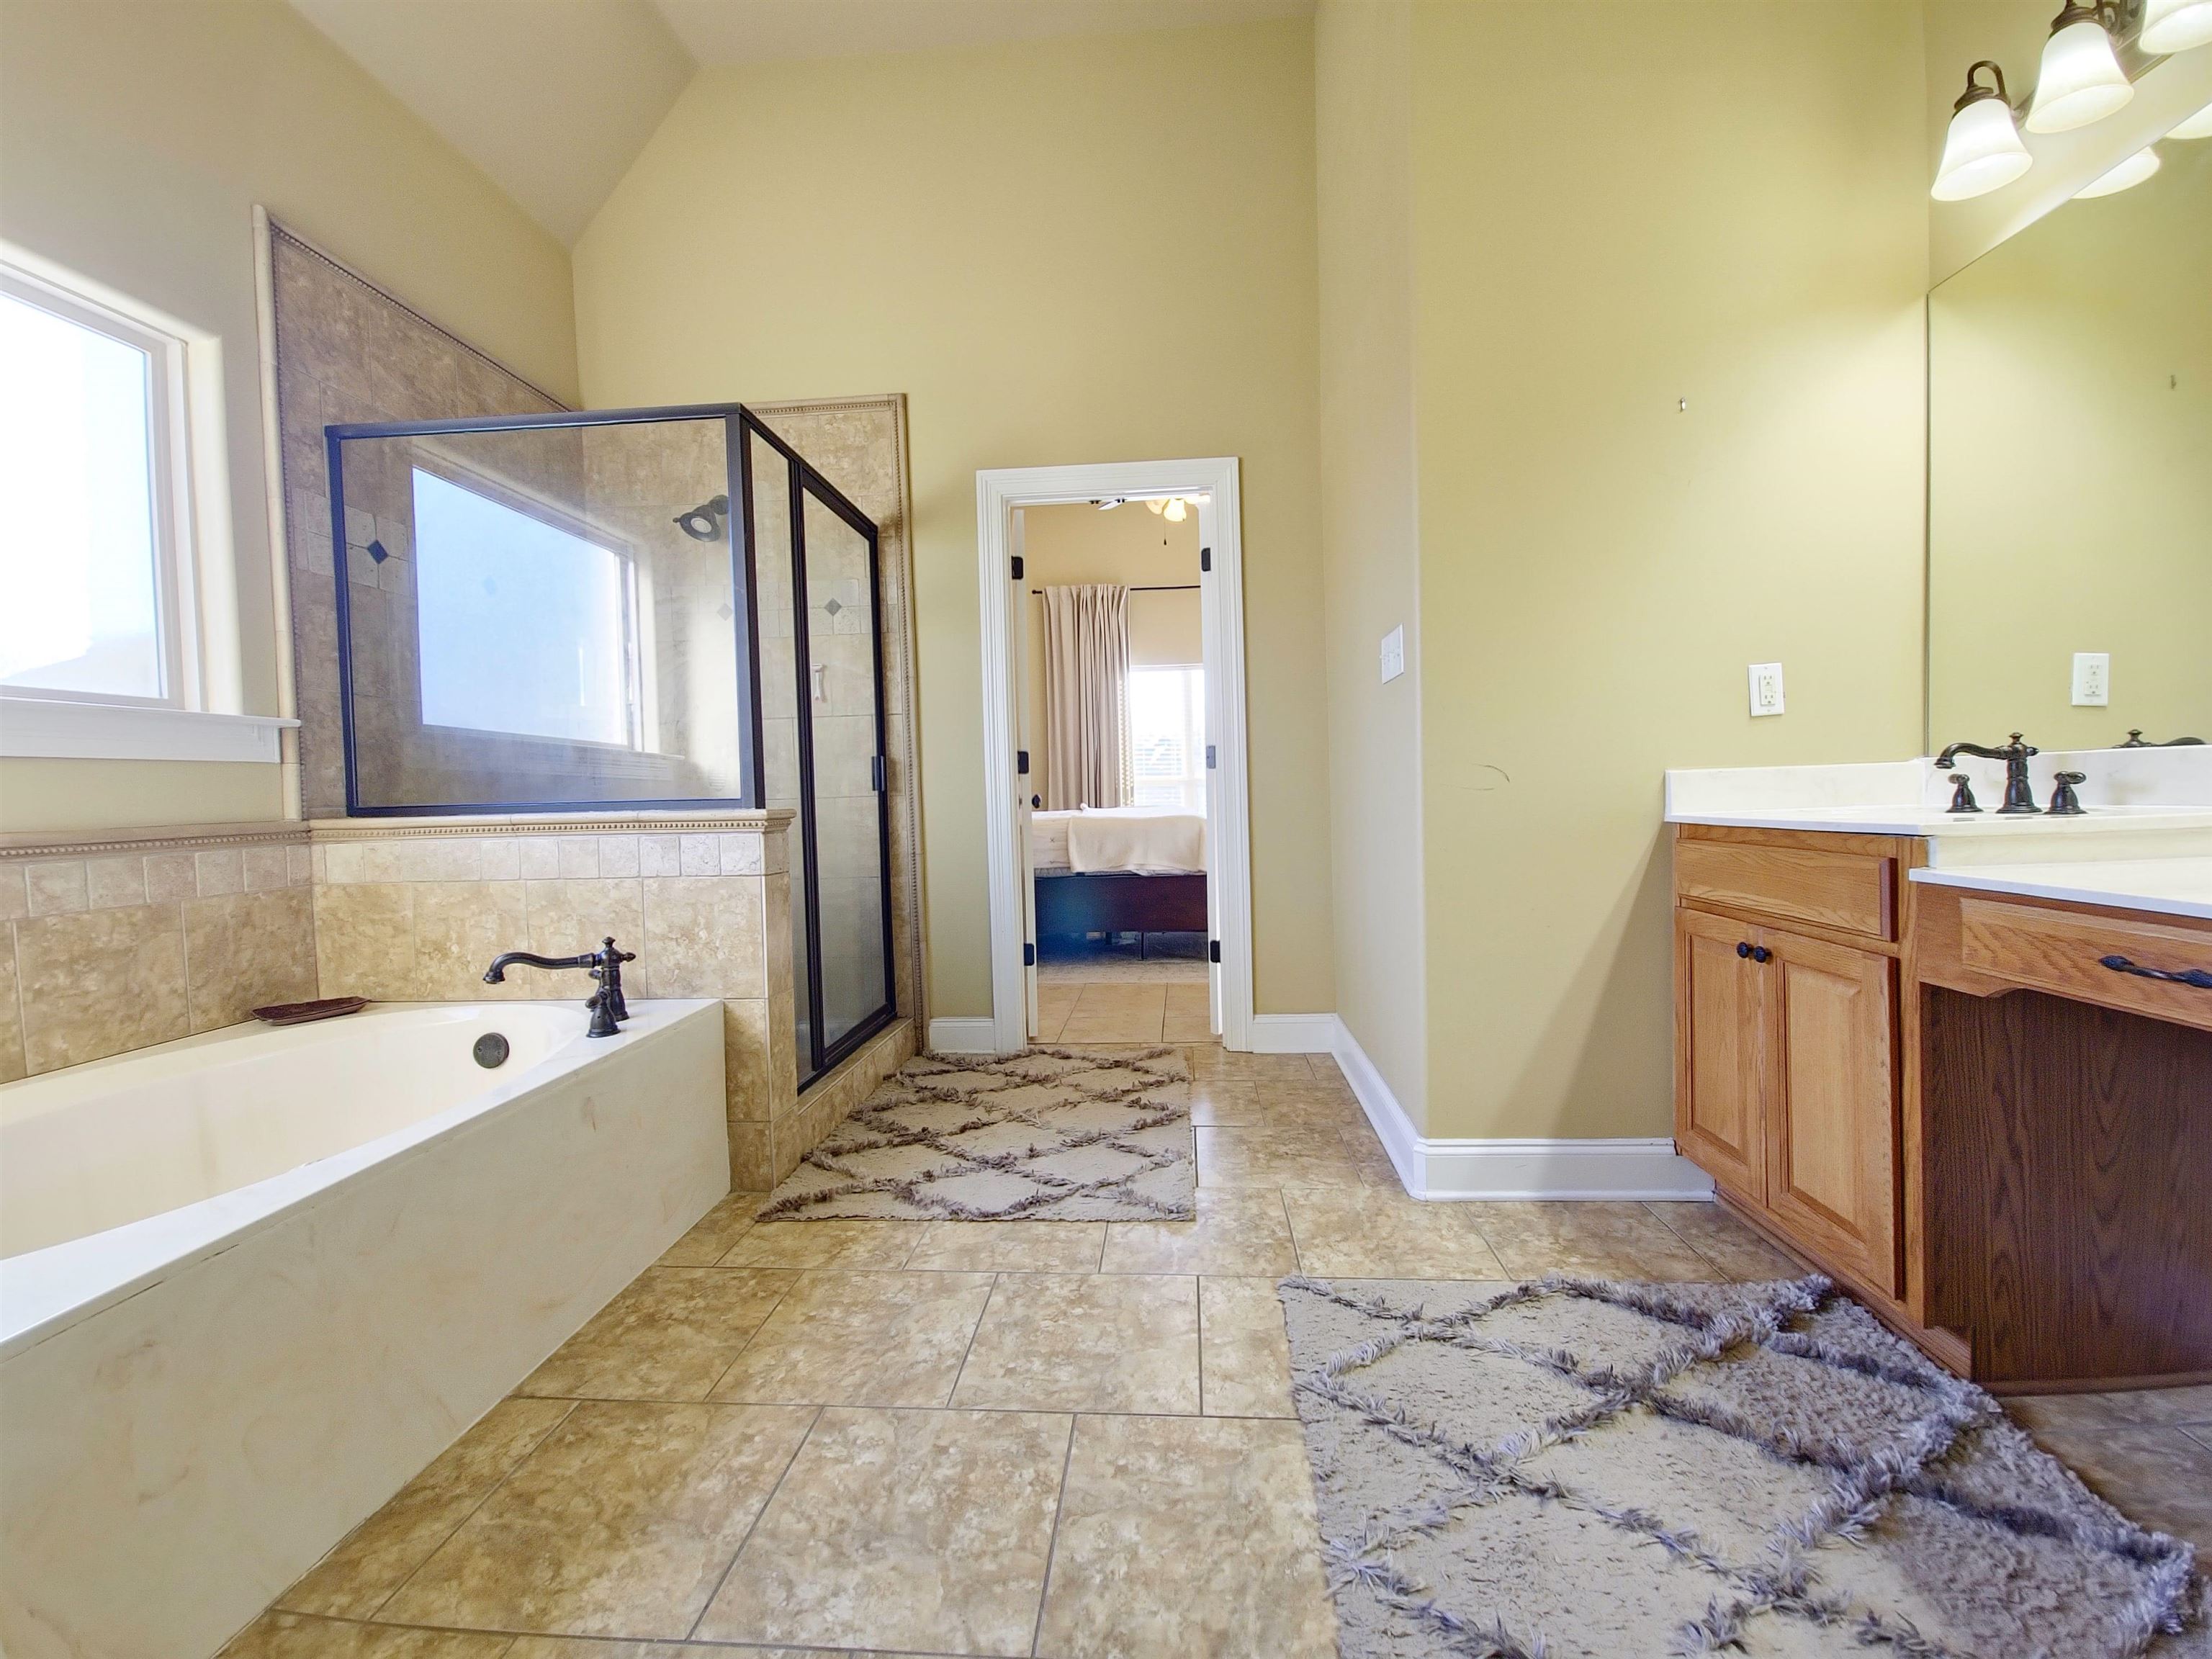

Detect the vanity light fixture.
[
  {"left": 2141, "top": 0, "right": 2212, "bottom": 52},
  {"left": 2026, "top": 2, "right": 2134, "bottom": 133},
  {"left": 2074, "top": 143, "right": 2163, "bottom": 193},
  {"left": 2170, "top": 99, "right": 2212, "bottom": 138},
  {"left": 1933, "top": 62, "right": 2035, "bottom": 199}
]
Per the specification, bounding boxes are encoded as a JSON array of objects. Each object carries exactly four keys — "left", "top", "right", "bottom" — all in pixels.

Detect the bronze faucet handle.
[
  {"left": 2049, "top": 771, "right": 2087, "bottom": 817},
  {"left": 1946, "top": 773, "right": 1982, "bottom": 814}
]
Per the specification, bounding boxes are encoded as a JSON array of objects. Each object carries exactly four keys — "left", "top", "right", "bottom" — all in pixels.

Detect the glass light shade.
[
  {"left": 1162, "top": 497, "right": 1187, "bottom": 522},
  {"left": 2141, "top": 0, "right": 2212, "bottom": 52},
  {"left": 2026, "top": 17, "right": 2134, "bottom": 132},
  {"left": 1933, "top": 96, "right": 2034, "bottom": 199},
  {"left": 2169, "top": 100, "right": 2212, "bottom": 138},
  {"left": 2074, "top": 145, "right": 2162, "bottom": 195}
]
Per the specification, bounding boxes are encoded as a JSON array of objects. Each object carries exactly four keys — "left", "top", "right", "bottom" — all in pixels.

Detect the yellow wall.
[
  {"left": 1315, "top": 1, "right": 1428, "bottom": 1125},
  {"left": 1018, "top": 501, "right": 1205, "bottom": 793},
  {"left": 1408, "top": 1, "right": 1930, "bottom": 1141},
  {"left": 572, "top": 19, "right": 1334, "bottom": 1020},
  {"left": 1930, "top": 138, "right": 2212, "bottom": 749},
  {"left": 0, "top": 0, "right": 577, "bottom": 832}
]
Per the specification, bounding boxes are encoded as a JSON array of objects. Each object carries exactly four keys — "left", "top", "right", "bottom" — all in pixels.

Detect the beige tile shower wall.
[
  {"left": 770, "top": 1017, "right": 918, "bottom": 1189},
  {"left": 308, "top": 814, "right": 798, "bottom": 1190},
  {"left": 0, "top": 829, "right": 316, "bottom": 1082}
]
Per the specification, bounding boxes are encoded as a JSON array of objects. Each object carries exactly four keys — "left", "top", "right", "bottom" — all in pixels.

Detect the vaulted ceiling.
[{"left": 289, "top": 0, "right": 1308, "bottom": 245}]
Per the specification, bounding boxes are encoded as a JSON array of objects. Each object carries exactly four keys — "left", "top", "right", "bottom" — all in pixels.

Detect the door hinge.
[
  {"left": 1023, "top": 942, "right": 1035, "bottom": 967},
  {"left": 1017, "top": 749, "right": 1029, "bottom": 775},
  {"left": 1208, "top": 940, "right": 1222, "bottom": 963},
  {"left": 1200, "top": 547, "right": 1211, "bottom": 572},
  {"left": 871, "top": 755, "right": 886, "bottom": 792},
  {"left": 1011, "top": 555, "right": 1024, "bottom": 581},
  {"left": 1205, "top": 744, "right": 1216, "bottom": 770}
]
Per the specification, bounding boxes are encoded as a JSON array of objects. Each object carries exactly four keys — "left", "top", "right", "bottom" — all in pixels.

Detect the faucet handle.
[
  {"left": 1946, "top": 773, "right": 1981, "bottom": 814},
  {"left": 2049, "top": 771, "right": 2087, "bottom": 817}
]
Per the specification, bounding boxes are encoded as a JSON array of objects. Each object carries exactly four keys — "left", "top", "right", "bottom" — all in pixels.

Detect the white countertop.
[
  {"left": 1665, "top": 749, "right": 2212, "bottom": 922},
  {"left": 1908, "top": 858, "right": 2212, "bottom": 923}
]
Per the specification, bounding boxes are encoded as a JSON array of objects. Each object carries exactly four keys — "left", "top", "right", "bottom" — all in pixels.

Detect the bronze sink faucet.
[
  {"left": 1934, "top": 732, "right": 2040, "bottom": 815},
  {"left": 483, "top": 935, "right": 637, "bottom": 1037}
]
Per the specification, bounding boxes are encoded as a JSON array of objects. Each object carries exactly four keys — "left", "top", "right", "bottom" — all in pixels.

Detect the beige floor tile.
[
  {"left": 1226, "top": 1052, "right": 1321, "bottom": 1084},
  {"left": 1101, "top": 1188, "right": 1297, "bottom": 1276},
  {"left": 1282, "top": 1186, "right": 1509, "bottom": 1280},
  {"left": 1338, "top": 1122, "right": 1405, "bottom": 1188},
  {"left": 905, "top": 1219, "right": 1105, "bottom": 1272},
  {"left": 1184, "top": 1043, "right": 1236, "bottom": 1076},
  {"left": 1187, "top": 1077, "right": 1263, "bottom": 1125},
  {"left": 696, "top": 1406, "right": 1070, "bottom": 1655},
  {"left": 1196, "top": 1125, "right": 1366, "bottom": 1190},
  {"left": 1200, "top": 1276, "right": 1296, "bottom": 1417},
  {"left": 1035, "top": 1414, "right": 1338, "bottom": 1659},
  {"left": 1162, "top": 982, "right": 1213, "bottom": 1043},
  {"left": 1463, "top": 1200, "right": 1725, "bottom": 1281},
  {"left": 518, "top": 1269, "right": 797, "bottom": 1402},
  {"left": 220, "top": 1611, "right": 513, "bottom": 1658},
  {"left": 379, "top": 1401, "right": 815, "bottom": 1640},
  {"left": 719, "top": 1218, "right": 921, "bottom": 1269},
  {"left": 1033, "top": 984, "right": 1079, "bottom": 1043},
  {"left": 278, "top": 1397, "right": 574, "bottom": 1617},
  {"left": 2006, "top": 1384, "right": 2212, "bottom": 1431},
  {"left": 1057, "top": 982, "right": 1166, "bottom": 1043},
  {"left": 710, "top": 1271, "right": 995, "bottom": 1408},
  {"left": 1645, "top": 1200, "right": 1807, "bottom": 1282},
  {"left": 2005, "top": 1406, "right": 2212, "bottom": 1552},
  {"left": 952, "top": 1272, "right": 1200, "bottom": 1414},
  {"left": 655, "top": 1192, "right": 761, "bottom": 1267}
]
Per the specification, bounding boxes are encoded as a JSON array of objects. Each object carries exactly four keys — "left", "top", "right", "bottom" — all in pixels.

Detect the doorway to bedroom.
[
  {"left": 1022, "top": 496, "right": 1211, "bottom": 1044},
  {"left": 975, "top": 457, "right": 1255, "bottom": 1056}
]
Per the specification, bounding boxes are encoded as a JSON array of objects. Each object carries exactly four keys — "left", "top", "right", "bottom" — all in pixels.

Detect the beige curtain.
[{"left": 1040, "top": 583, "right": 1132, "bottom": 811}]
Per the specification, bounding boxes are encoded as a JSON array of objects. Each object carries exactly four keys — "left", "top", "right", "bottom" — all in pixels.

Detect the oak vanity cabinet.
[{"left": 1673, "top": 827, "right": 1903, "bottom": 1300}]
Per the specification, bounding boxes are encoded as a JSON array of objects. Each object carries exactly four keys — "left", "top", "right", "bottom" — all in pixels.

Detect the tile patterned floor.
[{"left": 223, "top": 1045, "right": 2212, "bottom": 1659}]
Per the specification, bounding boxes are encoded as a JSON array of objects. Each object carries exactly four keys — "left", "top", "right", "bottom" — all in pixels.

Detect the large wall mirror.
[{"left": 1928, "top": 113, "right": 2210, "bottom": 753}]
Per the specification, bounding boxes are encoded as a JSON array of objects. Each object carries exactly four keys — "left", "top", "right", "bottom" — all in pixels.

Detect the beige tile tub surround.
[
  {"left": 0, "top": 824, "right": 314, "bottom": 1081},
  {"left": 309, "top": 814, "right": 802, "bottom": 1188}
]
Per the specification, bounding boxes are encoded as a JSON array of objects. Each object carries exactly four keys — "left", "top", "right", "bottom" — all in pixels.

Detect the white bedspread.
[{"left": 1069, "top": 807, "right": 1206, "bottom": 875}]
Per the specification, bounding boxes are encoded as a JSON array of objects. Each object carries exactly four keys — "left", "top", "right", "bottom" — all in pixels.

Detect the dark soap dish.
[{"left": 252, "top": 996, "right": 368, "bottom": 1027}]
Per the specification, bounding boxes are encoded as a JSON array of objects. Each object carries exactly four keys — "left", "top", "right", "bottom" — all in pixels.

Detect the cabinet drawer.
[
  {"left": 1675, "top": 839, "right": 1895, "bottom": 942},
  {"left": 1959, "top": 899, "right": 2212, "bottom": 1034}
]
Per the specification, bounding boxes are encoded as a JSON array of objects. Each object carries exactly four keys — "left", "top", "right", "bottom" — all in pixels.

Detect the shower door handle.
[{"left": 871, "top": 755, "right": 886, "bottom": 792}]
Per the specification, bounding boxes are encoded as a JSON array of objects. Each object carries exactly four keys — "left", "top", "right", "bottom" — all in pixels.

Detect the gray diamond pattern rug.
[
  {"left": 1279, "top": 1273, "right": 2204, "bottom": 1659},
  {"left": 756, "top": 1046, "right": 1194, "bottom": 1222}
]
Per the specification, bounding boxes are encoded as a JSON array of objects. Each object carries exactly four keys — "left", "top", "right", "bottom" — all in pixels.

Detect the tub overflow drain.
[{"left": 473, "top": 1032, "right": 511, "bottom": 1069}]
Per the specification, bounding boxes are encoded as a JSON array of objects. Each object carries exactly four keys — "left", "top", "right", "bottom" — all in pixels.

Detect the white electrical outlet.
[
  {"left": 1748, "top": 662, "right": 1785, "bottom": 718},
  {"left": 1380, "top": 625, "right": 1405, "bottom": 684},
  {"left": 2071, "top": 652, "right": 2110, "bottom": 707}
]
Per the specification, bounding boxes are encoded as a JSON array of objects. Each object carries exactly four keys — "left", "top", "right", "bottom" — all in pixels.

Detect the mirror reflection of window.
[
  {"left": 1128, "top": 663, "right": 1205, "bottom": 810},
  {"left": 411, "top": 467, "right": 640, "bottom": 748}
]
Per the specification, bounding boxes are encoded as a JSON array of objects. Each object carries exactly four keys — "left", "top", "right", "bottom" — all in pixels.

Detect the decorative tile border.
[{"left": 1, "top": 822, "right": 309, "bottom": 863}]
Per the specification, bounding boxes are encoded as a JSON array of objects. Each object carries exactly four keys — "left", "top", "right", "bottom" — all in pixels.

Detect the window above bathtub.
[{"left": 0, "top": 251, "right": 292, "bottom": 765}]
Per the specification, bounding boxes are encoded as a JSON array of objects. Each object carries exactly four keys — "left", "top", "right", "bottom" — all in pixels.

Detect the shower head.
[{"left": 674, "top": 494, "right": 730, "bottom": 541}]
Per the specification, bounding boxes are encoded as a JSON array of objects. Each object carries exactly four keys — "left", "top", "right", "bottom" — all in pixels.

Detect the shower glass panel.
[
  {"left": 326, "top": 409, "right": 758, "bottom": 811},
  {"left": 328, "top": 403, "right": 895, "bottom": 1091}
]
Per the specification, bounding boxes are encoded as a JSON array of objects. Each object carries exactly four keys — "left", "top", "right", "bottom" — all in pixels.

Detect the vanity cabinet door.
[
  {"left": 1675, "top": 909, "right": 1766, "bottom": 1205},
  {"left": 1758, "top": 927, "right": 1899, "bottom": 1296}
]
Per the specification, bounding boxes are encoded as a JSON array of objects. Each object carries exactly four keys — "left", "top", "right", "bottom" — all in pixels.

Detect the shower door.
[{"left": 743, "top": 417, "right": 896, "bottom": 1087}]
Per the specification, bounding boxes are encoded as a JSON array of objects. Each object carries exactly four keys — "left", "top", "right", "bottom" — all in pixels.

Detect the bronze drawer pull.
[{"left": 2100, "top": 953, "right": 2212, "bottom": 991}]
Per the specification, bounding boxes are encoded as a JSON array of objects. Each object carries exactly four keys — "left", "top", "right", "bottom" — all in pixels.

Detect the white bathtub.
[{"left": 0, "top": 999, "right": 728, "bottom": 1659}]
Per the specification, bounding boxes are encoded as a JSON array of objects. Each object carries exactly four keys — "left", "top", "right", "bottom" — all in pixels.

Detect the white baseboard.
[
  {"left": 926, "top": 1017, "right": 1002, "bottom": 1055},
  {"left": 1246, "top": 1012, "right": 1338, "bottom": 1053},
  {"left": 1328, "top": 1016, "right": 1714, "bottom": 1202}
]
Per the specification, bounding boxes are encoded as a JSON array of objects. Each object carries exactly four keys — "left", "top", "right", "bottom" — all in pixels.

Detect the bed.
[{"left": 1030, "top": 807, "right": 1208, "bottom": 945}]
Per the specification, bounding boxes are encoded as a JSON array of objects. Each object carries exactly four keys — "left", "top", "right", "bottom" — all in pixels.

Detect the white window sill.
[{"left": 0, "top": 696, "right": 297, "bottom": 764}]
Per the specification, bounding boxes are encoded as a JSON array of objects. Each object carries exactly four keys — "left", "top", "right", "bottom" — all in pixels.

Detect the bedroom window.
[{"left": 1128, "top": 664, "right": 1205, "bottom": 811}]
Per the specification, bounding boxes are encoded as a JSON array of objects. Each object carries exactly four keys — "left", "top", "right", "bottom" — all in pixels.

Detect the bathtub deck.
[{"left": 218, "top": 1042, "right": 2212, "bottom": 1659}]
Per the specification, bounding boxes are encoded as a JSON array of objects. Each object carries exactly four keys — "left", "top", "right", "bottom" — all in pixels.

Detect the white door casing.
[{"left": 974, "top": 458, "right": 1252, "bottom": 1056}]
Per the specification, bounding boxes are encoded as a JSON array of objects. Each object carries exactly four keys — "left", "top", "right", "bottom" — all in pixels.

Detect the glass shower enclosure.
[{"left": 325, "top": 404, "right": 894, "bottom": 1087}]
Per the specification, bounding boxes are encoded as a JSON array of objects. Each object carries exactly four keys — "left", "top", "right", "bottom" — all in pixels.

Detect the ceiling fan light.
[
  {"left": 2026, "top": 11, "right": 2134, "bottom": 133},
  {"left": 2074, "top": 145, "right": 2162, "bottom": 195},
  {"left": 1144, "top": 498, "right": 1166, "bottom": 515},
  {"left": 1162, "top": 498, "right": 1187, "bottom": 523},
  {"left": 2141, "top": 0, "right": 2212, "bottom": 52},
  {"left": 2168, "top": 99, "right": 2212, "bottom": 138},
  {"left": 1933, "top": 78, "right": 2033, "bottom": 199}
]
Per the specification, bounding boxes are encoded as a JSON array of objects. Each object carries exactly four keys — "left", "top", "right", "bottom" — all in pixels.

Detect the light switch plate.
[
  {"left": 2071, "top": 652, "right": 2110, "bottom": 706},
  {"left": 1748, "top": 662, "right": 1785, "bottom": 718},
  {"left": 1380, "top": 625, "right": 1405, "bottom": 684}
]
